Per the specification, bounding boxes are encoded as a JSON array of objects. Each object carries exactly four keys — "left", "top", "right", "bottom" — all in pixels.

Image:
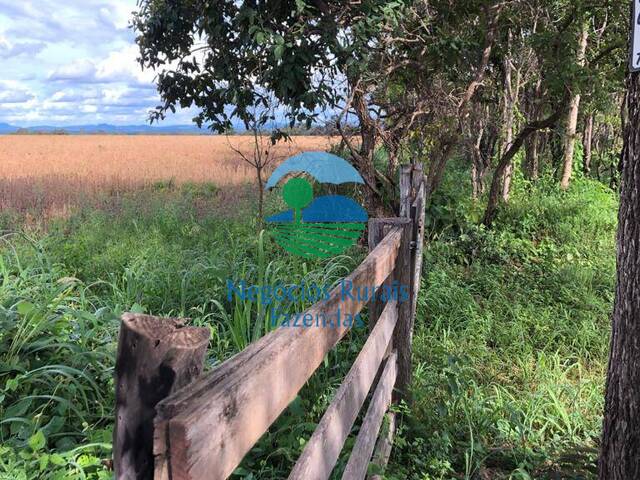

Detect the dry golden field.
[{"left": 0, "top": 135, "right": 335, "bottom": 217}]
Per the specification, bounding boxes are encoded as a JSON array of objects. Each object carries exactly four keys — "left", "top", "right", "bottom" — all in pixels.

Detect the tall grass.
[
  {"left": 0, "top": 185, "right": 362, "bottom": 479},
  {"left": 0, "top": 135, "right": 334, "bottom": 218},
  {"left": 389, "top": 173, "right": 616, "bottom": 479},
  {"left": 0, "top": 166, "right": 618, "bottom": 479}
]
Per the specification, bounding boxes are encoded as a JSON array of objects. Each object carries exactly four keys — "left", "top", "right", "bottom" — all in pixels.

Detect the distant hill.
[
  {"left": 0, "top": 123, "right": 19, "bottom": 134},
  {"left": 1, "top": 123, "right": 210, "bottom": 135}
]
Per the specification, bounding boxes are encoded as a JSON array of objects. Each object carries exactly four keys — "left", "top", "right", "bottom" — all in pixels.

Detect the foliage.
[
  {"left": 133, "top": 0, "right": 408, "bottom": 132},
  {"left": 0, "top": 163, "right": 618, "bottom": 478},
  {"left": 389, "top": 170, "right": 616, "bottom": 479},
  {"left": 0, "top": 188, "right": 363, "bottom": 479}
]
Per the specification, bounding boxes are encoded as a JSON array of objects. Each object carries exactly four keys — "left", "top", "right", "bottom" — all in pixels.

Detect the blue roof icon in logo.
[{"left": 265, "top": 151, "right": 365, "bottom": 189}]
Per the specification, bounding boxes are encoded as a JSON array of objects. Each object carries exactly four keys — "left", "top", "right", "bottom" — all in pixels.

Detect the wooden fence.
[{"left": 113, "top": 164, "right": 426, "bottom": 480}]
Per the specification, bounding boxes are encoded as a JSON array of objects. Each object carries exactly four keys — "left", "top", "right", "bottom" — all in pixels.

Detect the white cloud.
[
  {"left": 49, "top": 59, "right": 97, "bottom": 81},
  {"left": 95, "top": 44, "right": 155, "bottom": 84},
  {"left": 0, "top": 80, "right": 36, "bottom": 103},
  {"left": 0, "top": 0, "right": 199, "bottom": 126},
  {"left": 0, "top": 34, "right": 45, "bottom": 58}
]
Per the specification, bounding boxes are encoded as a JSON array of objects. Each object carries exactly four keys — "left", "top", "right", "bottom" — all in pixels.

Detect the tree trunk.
[
  {"left": 583, "top": 113, "right": 594, "bottom": 176},
  {"left": 256, "top": 165, "right": 264, "bottom": 221},
  {"left": 351, "top": 91, "right": 388, "bottom": 216},
  {"left": 424, "top": 138, "right": 455, "bottom": 205},
  {"left": 524, "top": 79, "right": 543, "bottom": 180},
  {"left": 501, "top": 32, "right": 518, "bottom": 201},
  {"left": 560, "top": 23, "right": 589, "bottom": 190},
  {"left": 483, "top": 106, "right": 564, "bottom": 226},
  {"left": 467, "top": 103, "right": 488, "bottom": 200},
  {"left": 524, "top": 134, "right": 539, "bottom": 180},
  {"left": 471, "top": 127, "right": 485, "bottom": 200},
  {"left": 598, "top": 69, "right": 640, "bottom": 480}
]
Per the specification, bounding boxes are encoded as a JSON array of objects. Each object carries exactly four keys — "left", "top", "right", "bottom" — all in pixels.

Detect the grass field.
[
  {"left": 0, "top": 141, "right": 616, "bottom": 479},
  {"left": 0, "top": 135, "right": 333, "bottom": 218}
]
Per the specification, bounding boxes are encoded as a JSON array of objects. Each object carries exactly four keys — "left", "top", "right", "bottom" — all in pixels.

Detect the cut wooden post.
[
  {"left": 399, "top": 164, "right": 412, "bottom": 218},
  {"left": 410, "top": 165, "right": 426, "bottom": 323},
  {"left": 113, "top": 313, "right": 209, "bottom": 480}
]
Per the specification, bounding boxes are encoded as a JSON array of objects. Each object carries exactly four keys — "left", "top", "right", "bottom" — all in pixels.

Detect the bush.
[{"left": 390, "top": 175, "right": 616, "bottom": 479}]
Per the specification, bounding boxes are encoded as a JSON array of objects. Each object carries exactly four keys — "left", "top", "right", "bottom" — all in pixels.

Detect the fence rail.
[{"left": 113, "top": 164, "right": 426, "bottom": 480}]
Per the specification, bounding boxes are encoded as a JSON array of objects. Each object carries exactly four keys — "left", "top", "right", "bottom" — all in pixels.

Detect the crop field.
[{"left": 0, "top": 135, "right": 334, "bottom": 217}]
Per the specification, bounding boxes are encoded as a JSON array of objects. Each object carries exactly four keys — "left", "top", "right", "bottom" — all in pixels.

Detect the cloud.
[
  {"left": 0, "top": 35, "right": 46, "bottom": 58},
  {"left": 0, "top": 81, "right": 36, "bottom": 104},
  {"left": 0, "top": 0, "right": 198, "bottom": 126},
  {"left": 95, "top": 44, "right": 155, "bottom": 84},
  {"left": 49, "top": 59, "right": 97, "bottom": 82},
  {"left": 48, "top": 45, "right": 155, "bottom": 85},
  {"left": 0, "top": 91, "right": 34, "bottom": 103}
]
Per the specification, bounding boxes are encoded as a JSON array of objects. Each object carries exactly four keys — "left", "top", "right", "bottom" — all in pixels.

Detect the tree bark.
[
  {"left": 524, "top": 78, "right": 543, "bottom": 180},
  {"left": 583, "top": 113, "right": 594, "bottom": 176},
  {"left": 501, "top": 31, "right": 519, "bottom": 201},
  {"left": 598, "top": 69, "right": 640, "bottom": 480},
  {"left": 471, "top": 127, "right": 485, "bottom": 200},
  {"left": 257, "top": 165, "right": 264, "bottom": 221},
  {"left": 560, "top": 23, "right": 589, "bottom": 190}
]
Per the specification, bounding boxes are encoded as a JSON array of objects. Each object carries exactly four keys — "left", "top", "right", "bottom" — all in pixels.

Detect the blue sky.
[{"left": 0, "top": 0, "right": 196, "bottom": 126}]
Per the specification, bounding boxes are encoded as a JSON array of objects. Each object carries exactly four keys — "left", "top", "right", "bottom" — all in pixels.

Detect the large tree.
[
  {"left": 133, "top": 0, "right": 510, "bottom": 214},
  {"left": 133, "top": 0, "right": 412, "bottom": 213},
  {"left": 598, "top": 43, "right": 640, "bottom": 480}
]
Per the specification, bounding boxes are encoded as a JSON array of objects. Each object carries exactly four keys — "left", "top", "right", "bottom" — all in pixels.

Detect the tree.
[
  {"left": 133, "top": 0, "right": 510, "bottom": 214},
  {"left": 480, "top": 0, "right": 626, "bottom": 224},
  {"left": 597, "top": 52, "right": 640, "bottom": 480},
  {"left": 226, "top": 128, "right": 281, "bottom": 222},
  {"left": 133, "top": 0, "right": 412, "bottom": 213},
  {"left": 560, "top": 20, "right": 589, "bottom": 190}
]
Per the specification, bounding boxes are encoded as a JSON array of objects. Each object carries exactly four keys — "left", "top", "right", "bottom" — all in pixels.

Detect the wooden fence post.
[
  {"left": 367, "top": 217, "right": 413, "bottom": 400},
  {"left": 409, "top": 164, "right": 426, "bottom": 323},
  {"left": 399, "top": 164, "right": 412, "bottom": 218},
  {"left": 113, "top": 313, "right": 209, "bottom": 480},
  {"left": 395, "top": 163, "right": 426, "bottom": 400},
  {"left": 393, "top": 219, "right": 413, "bottom": 401}
]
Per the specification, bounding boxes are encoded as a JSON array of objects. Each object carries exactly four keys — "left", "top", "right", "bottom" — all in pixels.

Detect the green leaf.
[
  {"left": 274, "top": 45, "right": 285, "bottom": 61},
  {"left": 130, "top": 303, "right": 146, "bottom": 314},
  {"left": 5, "top": 377, "right": 19, "bottom": 392},
  {"left": 42, "top": 416, "right": 65, "bottom": 435},
  {"left": 49, "top": 453, "right": 66, "bottom": 466},
  {"left": 29, "top": 430, "right": 46, "bottom": 452},
  {"left": 5, "top": 397, "right": 32, "bottom": 417},
  {"left": 16, "top": 301, "right": 35, "bottom": 316},
  {"left": 39, "top": 453, "right": 49, "bottom": 471}
]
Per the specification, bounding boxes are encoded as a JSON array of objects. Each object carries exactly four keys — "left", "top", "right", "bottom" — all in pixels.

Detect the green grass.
[
  {"left": 0, "top": 170, "right": 618, "bottom": 479},
  {"left": 388, "top": 174, "right": 616, "bottom": 479},
  {"left": 0, "top": 185, "right": 362, "bottom": 479}
]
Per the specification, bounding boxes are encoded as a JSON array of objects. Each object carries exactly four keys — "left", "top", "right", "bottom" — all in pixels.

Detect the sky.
[{"left": 0, "top": 0, "right": 196, "bottom": 126}]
